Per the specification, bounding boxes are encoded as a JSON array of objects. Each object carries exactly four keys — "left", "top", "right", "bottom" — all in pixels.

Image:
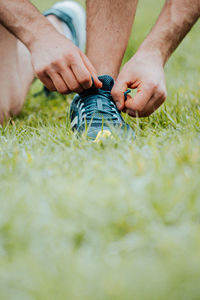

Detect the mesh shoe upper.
[{"left": 70, "top": 75, "right": 134, "bottom": 139}]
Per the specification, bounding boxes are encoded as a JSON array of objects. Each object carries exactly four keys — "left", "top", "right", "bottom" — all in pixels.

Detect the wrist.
[
  {"left": 24, "top": 20, "right": 58, "bottom": 52},
  {"left": 137, "top": 38, "right": 169, "bottom": 66}
]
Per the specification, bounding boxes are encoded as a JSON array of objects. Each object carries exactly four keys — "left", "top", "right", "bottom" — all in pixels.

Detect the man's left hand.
[{"left": 111, "top": 50, "right": 167, "bottom": 117}]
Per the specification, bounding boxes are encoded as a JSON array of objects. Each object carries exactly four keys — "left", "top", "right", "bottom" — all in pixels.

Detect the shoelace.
[{"left": 79, "top": 90, "right": 121, "bottom": 124}]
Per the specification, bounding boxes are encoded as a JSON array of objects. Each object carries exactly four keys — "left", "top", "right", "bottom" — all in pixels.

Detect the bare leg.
[
  {"left": 0, "top": 24, "right": 34, "bottom": 123},
  {"left": 86, "top": 0, "right": 138, "bottom": 79},
  {"left": 0, "top": 16, "right": 67, "bottom": 124}
]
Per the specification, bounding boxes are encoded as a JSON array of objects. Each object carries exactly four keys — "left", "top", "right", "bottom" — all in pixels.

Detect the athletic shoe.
[
  {"left": 70, "top": 75, "right": 135, "bottom": 140},
  {"left": 44, "top": 1, "right": 86, "bottom": 51}
]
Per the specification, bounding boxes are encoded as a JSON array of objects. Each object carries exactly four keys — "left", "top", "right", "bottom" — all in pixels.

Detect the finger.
[
  {"left": 125, "top": 91, "right": 165, "bottom": 117},
  {"left": 125, "top": 83, "right": 155, "bottom": 113},
  {"left": 60, "top": 68, "right": 83, "bottom": 93},
  {"left": 37, "top": 72, "right": 56, "bottom": 91},
  {"left": 70, "top": 56, "right": 93, "bottom": 90},
  {"left": 80, "top": 53, "right": 102, "bottom": 89},
  {"left": 138, "top": 90, "right": 166, "bottom": 117},
  {"left": 111, "top": 79, "right": 129, "bottom": 110},
  {"left": 46, "top": 70, "right": 69, "bottom": 94}
]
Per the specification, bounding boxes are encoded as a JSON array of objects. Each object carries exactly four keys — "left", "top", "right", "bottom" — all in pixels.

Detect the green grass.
[{"left": 0, "top": 1, "right": 200, "bottom": 299}]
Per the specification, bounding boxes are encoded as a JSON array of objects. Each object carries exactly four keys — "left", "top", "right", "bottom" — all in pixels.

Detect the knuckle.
[
  {"left": 158, "top": 89, "right": 167, "bottom": 101},
  {"left": 60, "top": 89, "right": 68, "bottom": 94},
  {"left": 52, "top": 59, "right": 59, "bottom": 66},
  {"left": 35, "top": 68, "right": 44, "bottom": 77},
  {"left": 147, "top": 81, "right": 157, "bottom": 91},
  {"left": 58, "top": 86, "right": 68, "bottom": 94},
  {"left": 71, "top": 84, "right": 80, "bottom": 92},
  {"left": 52, "top": 59, "right": 63, "bottom": 69},
  {"left": 50, "top": 55, "right": 67, "bottom": 69},
  {"left": 136, "top": 109, "right": 143, "bottom": 115},
  {"left": 66, "top": 52, "right": 76, "bottom": 63},
  {"left": 42, "top": 64, "right": 56, "bottom": 74},
  {"left": 111, "top": 89, "right": 118, "bottom": 98},
  {"left": 152, "top": 83, "right": 158, "bottom": 90},
  {"left": 160, "top": 97, "right": 166, "bottom": 104},
  {"left": 63, "top": 89, "right": 70, "bottom": 94},
  {"left": 134, "top": 104, "right": 143, "bottom": 113},
  {"left": 47, "top": 85, "right": 55, "bottom": 92},
  {"left": 80, "top": 76, "right": 91, "bottom": 86}
]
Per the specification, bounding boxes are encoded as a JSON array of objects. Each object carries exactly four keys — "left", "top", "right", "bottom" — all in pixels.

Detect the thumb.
[{"left": 111, "top": 79, "right": 128, "bottom": 110}]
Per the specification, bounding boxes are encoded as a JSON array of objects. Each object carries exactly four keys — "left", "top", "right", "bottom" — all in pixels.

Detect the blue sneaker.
[
  {"left": 70, "top": 75, "right": 135, "bottom": 140},
  {"left": 44, "top": 1, "right": 86, "bottom": 51}
]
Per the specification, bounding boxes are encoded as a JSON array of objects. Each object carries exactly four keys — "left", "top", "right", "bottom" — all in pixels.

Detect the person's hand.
[
  {"left": 30, "top": 31, "right": 102, "bottom": 94},
  {"left": 111, "top": 50, "right": 167, "bottom": 117}
]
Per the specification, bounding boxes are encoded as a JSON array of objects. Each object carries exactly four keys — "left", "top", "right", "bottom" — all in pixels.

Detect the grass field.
[{"left": 0, "top": 1, "right": 200, "bottom": 299}]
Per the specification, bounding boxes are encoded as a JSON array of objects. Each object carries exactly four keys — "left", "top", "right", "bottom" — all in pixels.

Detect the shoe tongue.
[
  {"left": 79, "top": 75, "right": 114, "bottom": 96},
  {"left": 98, "top": 75, "right": 115, "bottom": 91}
]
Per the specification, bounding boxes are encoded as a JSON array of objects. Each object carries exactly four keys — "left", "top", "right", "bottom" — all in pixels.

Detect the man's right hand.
[
  {"left": 0, "top": 0, "right": 102, "bottom": 94},
  {"left": 30, "top": 31, "right": 102, "bottom": 94}
]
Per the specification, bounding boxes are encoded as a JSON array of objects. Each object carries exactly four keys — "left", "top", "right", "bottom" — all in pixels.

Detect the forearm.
[
  {"left": 138, "top": 0, "right": 200, "bottom": 65},
  {"left": 86, "top": 0, "right": 138, "bottom": 78},
  {"left": 0, "top": 0, "right": 56, "bottom": 51}
]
